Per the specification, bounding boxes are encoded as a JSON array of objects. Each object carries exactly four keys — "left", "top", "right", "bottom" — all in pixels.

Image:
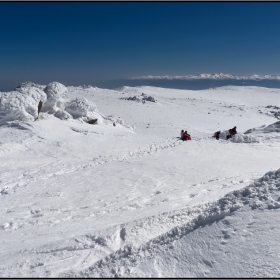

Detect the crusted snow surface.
[{"left": 1, "top": 84, "right": 280, "bottom": 277}]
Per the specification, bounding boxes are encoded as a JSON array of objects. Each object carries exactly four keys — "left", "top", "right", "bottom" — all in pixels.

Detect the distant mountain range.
[{"left": 132, "top": 73, "right": 280, "bottom": 81}]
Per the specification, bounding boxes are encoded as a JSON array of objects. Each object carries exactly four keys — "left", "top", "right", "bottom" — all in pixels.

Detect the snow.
[
  {"left": 0, "top": 86, "right": 47, "bottom": 125},
  {"left": 1, "top": 83, "right": 280, "bottom": 277},
  {"left": 42, "top": 82, "right": 68, "bottom": 115}
]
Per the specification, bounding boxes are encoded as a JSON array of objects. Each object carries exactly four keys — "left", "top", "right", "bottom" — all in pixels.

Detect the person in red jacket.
[{"left": 182, "top": 130, "right": 191, "bottom": 141}]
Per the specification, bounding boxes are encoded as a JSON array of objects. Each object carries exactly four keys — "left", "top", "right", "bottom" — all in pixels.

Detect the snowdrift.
[{"left": 230, "top": 134, "right": 260, "bottom": 143}]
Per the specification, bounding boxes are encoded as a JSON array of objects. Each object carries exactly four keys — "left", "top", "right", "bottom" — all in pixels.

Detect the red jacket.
[{"left": 182, "top": 132, "right": 191, "bottom": 140}]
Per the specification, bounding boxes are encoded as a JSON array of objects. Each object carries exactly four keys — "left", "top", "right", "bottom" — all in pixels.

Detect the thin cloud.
[{"left": 131, "top": 73, "right": 280, "bottom": 81}]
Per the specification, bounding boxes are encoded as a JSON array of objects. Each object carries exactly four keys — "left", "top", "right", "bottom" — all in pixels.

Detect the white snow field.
[{"left": 1, "top": 83, "right": 280, "bottom": 277}]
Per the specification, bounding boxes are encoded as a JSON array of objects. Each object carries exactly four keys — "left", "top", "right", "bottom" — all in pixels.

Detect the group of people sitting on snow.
[
  {"left": 180, "top": 126, "right": 237, "bottom": 141},
  {"left": 213, "top": 126, "right": 237, "bottom": 140},
  {"left": 180, "top": 130, "right": 191, "bottom": 141}
]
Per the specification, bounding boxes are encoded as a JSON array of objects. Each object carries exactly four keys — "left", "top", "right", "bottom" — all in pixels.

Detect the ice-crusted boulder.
[
  {"left": 42, "top": 82, "right": 68, "bottom": 113},
  {"left": 0, "top": 81, "right": 134, "bottom": 131},
  {"left": 64, "top": 97, "right": 130, "bottom": 128},
  {"left": 65, "top": 97, "right": 97, "bottom": 119},
  {"left": 0, "top": 86, "right": 47, "bottom": 125}
]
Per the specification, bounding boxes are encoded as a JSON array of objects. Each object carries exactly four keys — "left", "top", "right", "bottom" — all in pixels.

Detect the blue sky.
[{"left": 1, "top": 2, "right": 280, "bottom": 90}]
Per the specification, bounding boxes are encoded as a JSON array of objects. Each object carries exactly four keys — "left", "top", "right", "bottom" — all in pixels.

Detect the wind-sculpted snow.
[
  {"left": 43, "top": 82, "right": 68, "bottom": 100},
  {"left": 0, "top": 81, "right": 133, "bottom": 128},
  {"left": 0, "top": 87, "right": 47, "bottom": 125}
]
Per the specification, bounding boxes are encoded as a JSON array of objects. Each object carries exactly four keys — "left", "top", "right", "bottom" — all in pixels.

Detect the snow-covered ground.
[{"left": 1, "top": 83, "right": 280, "bottom": 277}]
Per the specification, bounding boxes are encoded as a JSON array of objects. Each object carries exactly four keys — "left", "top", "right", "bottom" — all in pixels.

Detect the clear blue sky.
[{"left": 1, "top": 2, "right": 280, "bottom": 90}]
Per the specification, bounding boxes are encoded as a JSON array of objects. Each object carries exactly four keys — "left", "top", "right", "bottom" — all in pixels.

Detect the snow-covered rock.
[
  {"left": 65, "top": 97, "right": 97, "bottom": 119},
  {"left": 42, "top": 82, "right": 68, "bottom": 113},
  {"left": 122, "top": 93, "right": 157, "bottom": 104},
  {"left": 0, "top": 86, "right": 47, "bottom": 125}
]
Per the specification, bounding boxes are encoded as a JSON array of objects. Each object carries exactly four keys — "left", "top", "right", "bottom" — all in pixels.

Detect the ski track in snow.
[
  {"left": 0, "top": 137, "right": 184, "bottom": 195},
  {"left": 62, "top": 169, "right": 280, "bottom": 278},
  {"left": 1, "top": 169, "right": 280, "bottom": 277}
]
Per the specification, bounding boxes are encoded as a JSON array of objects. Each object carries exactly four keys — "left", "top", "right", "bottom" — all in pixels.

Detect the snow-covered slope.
[{"left": 0, "top": 84, "right": 280, "bottom": 277}]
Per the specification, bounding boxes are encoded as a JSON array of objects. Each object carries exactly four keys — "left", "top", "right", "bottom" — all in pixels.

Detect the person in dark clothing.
[
  {"left": 213, "top": 131, "right": 221, "bottom": 140},
  {"left": 182, "top": 130, "right": 191, "bottom": 141},
  {"left": 180, "top": 130, "right": 184, "bottom": 139},
  {"left": 35, "top": 100, "right": 43, "bottom": 121},
  {"left": 227, "top": 126, "right": 237, "bottom": 139},
  {"left": 231, "top": 126, "right": 237, "bottom": 135}
]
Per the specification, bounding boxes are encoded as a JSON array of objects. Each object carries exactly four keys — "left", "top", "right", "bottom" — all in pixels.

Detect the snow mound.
[
  {"left": 245, "top": 121, "right": 280, "bottom": 134},
  {"left": 230, "top": 134, "right": 260, "bottom": 143},
  {"left": 0, "top": 86, "right": 47, "bottom": 125}
]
